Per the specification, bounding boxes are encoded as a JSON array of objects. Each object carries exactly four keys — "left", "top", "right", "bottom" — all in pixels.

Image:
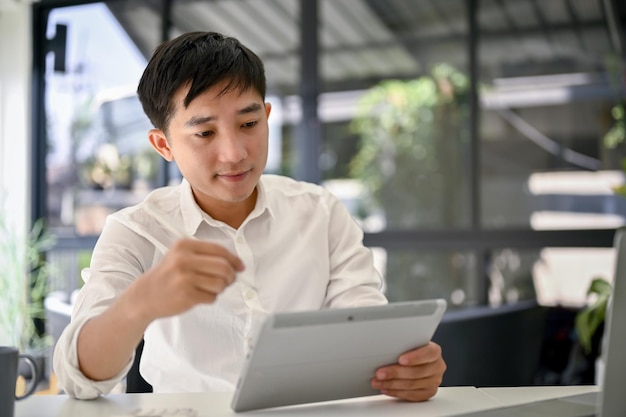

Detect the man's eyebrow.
[
  {"left": 238, "top": 102, "right": 263, "bottom": 115},
  {"left": 185, "top": 116, "right": 215, "bottom": 127},
  {"left": 184, "top": 103, "right": 263, "bottom": 127}
]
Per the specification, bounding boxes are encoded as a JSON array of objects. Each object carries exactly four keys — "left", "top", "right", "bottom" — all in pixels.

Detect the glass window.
[
  {"left": 45, "top": 2, "right": 160, "bottom": 238},
  {"left": 532, "top": 247, "right": 616, "bottom": 306},
  {"left": 42, "top": 1, "right": 162, "bottom": 294},
  {"left": 35, "top": 0, "right": 624, "bottom": 308},
  {"left": 478, "top": 0, "right": 626, "bottom": 230},
  {"left": 474, "top": 1, "right": 625, "bottom": 308},
  {"left": 316, "top": 0, "right": 472, "bottom": 305},
  {"left": 319, "top": 0, "right": 471, "bottom": 232},
  {"left": 375, "top": 248, "right": 479, "bottom": 309}
]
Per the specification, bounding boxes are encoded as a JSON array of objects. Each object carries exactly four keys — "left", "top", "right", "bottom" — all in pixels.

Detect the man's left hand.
[{"left": 371, "top": 341, "right": 446, "bottom": 402}]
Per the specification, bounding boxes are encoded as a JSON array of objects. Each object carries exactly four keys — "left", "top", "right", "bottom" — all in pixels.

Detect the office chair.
[
  {"left": 43, "top": 291, "right": 152, "bottom": 393},
  {"left": 432, "top": 300, "right": 548, "bottom": 387},
  {"left": 126, "top": 339, "right": 153, "bottom": 393}
]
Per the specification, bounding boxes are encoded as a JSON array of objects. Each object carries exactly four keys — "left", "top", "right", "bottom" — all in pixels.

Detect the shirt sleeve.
[
  {"left": 52, "top": 305, "right": 134, "bottom": 399},
  {"left": 53, "top": 216, "right": 150, "bottom": 399},
  {"left": 323, "top": 189, "right": 389, "bottom": 308}
]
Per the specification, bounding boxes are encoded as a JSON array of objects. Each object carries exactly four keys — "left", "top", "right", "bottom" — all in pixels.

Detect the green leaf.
[
  {"left": 614, "top": 184, "right": 626, "bottom": 198},
  {"left": 575, "top": 278, "right": 612, "bottom": 354},
  {"left": 587, "top": 277, "right": 613, "bottom": 297}
]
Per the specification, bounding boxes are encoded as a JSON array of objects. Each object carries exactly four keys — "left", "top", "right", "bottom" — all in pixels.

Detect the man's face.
[{"left": 151, "top": 81, "right": 271, "bottom": 216}]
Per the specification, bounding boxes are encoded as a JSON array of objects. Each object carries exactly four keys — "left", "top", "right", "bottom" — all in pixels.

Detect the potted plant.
[
  {"left": 0, "top": 199, "right": 55, "bottom": 385},
  {"left": 575, "top": 277, "right": 612, "bottom": 356},
  {"left": 575, "top": 276, "right": 613, "bottom": 385}
]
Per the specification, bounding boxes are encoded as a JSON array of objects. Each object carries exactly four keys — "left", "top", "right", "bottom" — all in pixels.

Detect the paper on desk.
[{"left": 113, "top": 408, "right": 199, "bottom": 417}]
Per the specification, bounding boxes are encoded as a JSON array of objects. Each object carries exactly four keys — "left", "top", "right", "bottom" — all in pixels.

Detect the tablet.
[{"left": 231, "top": 298, "right": 447, "bottom": 412}]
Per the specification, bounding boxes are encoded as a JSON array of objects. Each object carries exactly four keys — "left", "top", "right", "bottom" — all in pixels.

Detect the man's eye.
[
  {"left": 197, "top": 130, "right": 214, "bottom": 137},
  {"left": 242, "top": 121, "right": 258, "bottom": 128}
]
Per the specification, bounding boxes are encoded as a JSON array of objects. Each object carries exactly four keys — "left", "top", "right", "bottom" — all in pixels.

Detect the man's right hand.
[
  {"left": 133, "top": 238, "right": 244, "bottom": 321},
  {"left": 76, "top": 238, "right": 243, "bottom": 381}
]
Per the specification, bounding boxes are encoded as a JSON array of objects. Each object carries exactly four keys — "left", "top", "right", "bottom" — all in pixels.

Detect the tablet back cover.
[{"left": 231, "top": 299, "right": 447, "bottom": 412}]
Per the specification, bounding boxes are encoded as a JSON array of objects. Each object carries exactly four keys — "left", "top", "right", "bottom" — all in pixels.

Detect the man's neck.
[{"left": 198, "top": 188, "right": 258, "bottom": 230}]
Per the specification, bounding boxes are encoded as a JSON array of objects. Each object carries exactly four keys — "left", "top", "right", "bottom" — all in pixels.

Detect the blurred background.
[{"left": 34, "top": 0, "right": 626, "bottom": 307}]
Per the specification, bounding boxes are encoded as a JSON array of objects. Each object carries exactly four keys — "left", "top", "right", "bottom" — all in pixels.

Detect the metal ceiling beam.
[
  {"left": 494, "top": 0, "right": 521, "bottom": 36},
  {"left": 564, "top": 0, "right": 587, "bottom": 52},
  {"left": 105, "top": 0, "right": 162, "bottom": 60},
  {"left": 601, "top": 0, "right": 625, "bottom": 57},
  {"left": 528, "top": 0, "right": 554, "bottom": 55},
  {"left": 258, "top": 19, "right": 613, "bottom": 62},
  {"left": 318, "top": 0, "right": 362, "bottom": 79},
  {"left": 429, "top": 0, "right": 462, "bottom": 37}
]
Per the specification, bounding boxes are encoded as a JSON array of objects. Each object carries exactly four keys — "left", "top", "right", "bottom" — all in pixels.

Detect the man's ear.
[
  {"left": 265, "top": 102, "right": 272, "bottom": 119},
  {"left": 148, "top": 129, "right": 174, "bottom": 162}
]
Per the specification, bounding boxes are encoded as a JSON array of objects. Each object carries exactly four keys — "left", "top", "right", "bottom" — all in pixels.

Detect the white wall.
[{"left": 0, "top": 3, "right": 31, "bottom": 237}]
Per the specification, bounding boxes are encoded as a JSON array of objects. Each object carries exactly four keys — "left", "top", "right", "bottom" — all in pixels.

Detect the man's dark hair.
[{"left": 137, "top": 32, "right": 266, "bottom": 132}]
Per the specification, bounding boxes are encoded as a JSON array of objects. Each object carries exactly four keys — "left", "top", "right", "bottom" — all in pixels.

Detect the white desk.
[
  {"left": 480, "top": 385, "right": 599, "bottom": 406},
  {"left": 15, "top": 386, "right": 598, "bottom": 417}
]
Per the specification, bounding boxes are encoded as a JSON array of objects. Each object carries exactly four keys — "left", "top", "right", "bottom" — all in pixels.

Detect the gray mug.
[{"left": 0, "top": 346, "right": 39, "bottom": 417}]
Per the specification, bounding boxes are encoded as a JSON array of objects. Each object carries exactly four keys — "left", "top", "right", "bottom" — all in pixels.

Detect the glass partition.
[
  {"left": 478, "top": 0, "right": 626, "bottom": 230},
  {"left": 319, "top": 0, "right": 471, "bottom": 232},
  {"left": 35, "top": 0, "right": 625, "bottom": 306},
  {"left": 45, "top": 2, "right": 159, "bottom": 239}
]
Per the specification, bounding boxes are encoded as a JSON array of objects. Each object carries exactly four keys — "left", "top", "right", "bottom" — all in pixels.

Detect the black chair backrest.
[
  {"left": 432, "top": 300, "right": 548, "bottom": 387},
  {"left": 126, "top": 339, "right": 153, "bottom": 393}
]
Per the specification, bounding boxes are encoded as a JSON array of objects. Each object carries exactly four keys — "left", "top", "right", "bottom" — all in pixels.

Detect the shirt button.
[
  {"left": 245, "top": 290, "right": 255, "bottom": 300},
  {"left": 246, "top": 337, "right": 254, "bottom": 349},
  {"left": 236, "top": 236, "right": 245, "bottom": 244}
]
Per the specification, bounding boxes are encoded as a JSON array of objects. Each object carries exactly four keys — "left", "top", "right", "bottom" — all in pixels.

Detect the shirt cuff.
[{"left": 53, "top": 309, "right": 135, "bottom": 400}]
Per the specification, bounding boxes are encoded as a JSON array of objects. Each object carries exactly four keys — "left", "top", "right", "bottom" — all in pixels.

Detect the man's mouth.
[{"left": 216, "top": 169, "right": 251, "bottom": 181}]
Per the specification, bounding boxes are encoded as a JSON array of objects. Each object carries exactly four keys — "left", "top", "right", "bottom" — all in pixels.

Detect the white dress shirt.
[{"left": 54, "top": 175, "right": 388, "bottom": 399}]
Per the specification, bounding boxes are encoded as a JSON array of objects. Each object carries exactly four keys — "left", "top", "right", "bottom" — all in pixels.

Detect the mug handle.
[{"left": 16, "top": 354, "right": 39, "bottom": 400}]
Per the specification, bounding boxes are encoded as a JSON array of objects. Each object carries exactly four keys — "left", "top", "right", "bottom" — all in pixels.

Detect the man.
[{"left": 54, "top": 31, "right": 445, "bottom": 401}]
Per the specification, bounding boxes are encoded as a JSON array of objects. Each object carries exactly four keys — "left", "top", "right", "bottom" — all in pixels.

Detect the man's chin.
[{"left": 217, "top": 185, "right": 257, "bottom": 204}]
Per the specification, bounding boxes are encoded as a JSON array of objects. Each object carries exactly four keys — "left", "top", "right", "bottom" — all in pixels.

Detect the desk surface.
[{"left": 16, "top": 386, "right": 599, "bottom": 417}]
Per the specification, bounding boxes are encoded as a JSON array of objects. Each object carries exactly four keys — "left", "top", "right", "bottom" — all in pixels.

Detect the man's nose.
[{"left": 216, "top": 131, "right": 247, "bottom": 163}]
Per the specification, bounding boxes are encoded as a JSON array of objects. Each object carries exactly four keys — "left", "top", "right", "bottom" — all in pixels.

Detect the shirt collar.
[
  {"left": 178, "top": 176, "right": 275, "bottom": 234},
  {"left": 251, "top": 176, "right": 276, "bottom": 220},
  {"left": 179, "top": 178, "right": 204, "bottom": 236}
]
